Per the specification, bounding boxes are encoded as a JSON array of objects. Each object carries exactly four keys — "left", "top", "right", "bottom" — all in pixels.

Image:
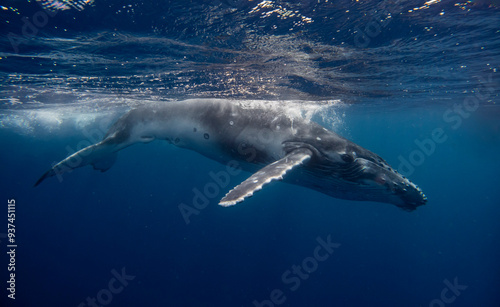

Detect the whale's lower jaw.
[{"left": 284, "top": 170, "right": 426, "bottom": 211}]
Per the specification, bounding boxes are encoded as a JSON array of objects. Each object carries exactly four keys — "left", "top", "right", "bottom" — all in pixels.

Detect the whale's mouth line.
[{"left": 324, "top": 157, "right": 428, "bottom": 207}]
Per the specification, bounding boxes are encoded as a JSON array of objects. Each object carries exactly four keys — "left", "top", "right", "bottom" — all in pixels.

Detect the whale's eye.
[{"left": 341, "top": 153, "right": 354, "bottom": 163}]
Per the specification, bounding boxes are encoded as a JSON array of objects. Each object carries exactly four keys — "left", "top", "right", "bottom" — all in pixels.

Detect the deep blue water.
[{"left": 1, "top": 1, "right": 500, "bottom": 307}]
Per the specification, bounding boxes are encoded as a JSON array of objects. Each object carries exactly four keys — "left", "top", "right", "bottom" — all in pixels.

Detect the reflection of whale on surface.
[{"left": 35, "top": 99, "right": 427, "bottom": 211}]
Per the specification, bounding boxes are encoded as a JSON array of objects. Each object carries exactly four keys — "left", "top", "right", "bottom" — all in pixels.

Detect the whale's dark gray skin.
[{"left": 35, "top": 99, "right": 427, "bottom": 211}]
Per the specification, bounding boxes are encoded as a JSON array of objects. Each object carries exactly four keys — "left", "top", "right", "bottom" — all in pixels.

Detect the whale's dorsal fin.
[{"left": 219, "top": 148, "right": 313, "bottom": 207}]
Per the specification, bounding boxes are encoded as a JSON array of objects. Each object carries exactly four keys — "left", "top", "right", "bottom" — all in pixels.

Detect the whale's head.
[
  {"left": 290, "top": 138, "right": 427, "bottom": 211},
  {"left": 324, "top": 143, "right": 427, "bottom": 211}
]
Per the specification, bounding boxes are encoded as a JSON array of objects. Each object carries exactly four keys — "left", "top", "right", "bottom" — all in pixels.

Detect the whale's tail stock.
[{"left": 34, "top": 140, "right": 119, "bottom": 187}]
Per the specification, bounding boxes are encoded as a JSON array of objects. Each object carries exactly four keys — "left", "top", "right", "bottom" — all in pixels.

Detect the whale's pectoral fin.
[
  {"left": 34, "top": 140, "right": 119, "bottom": 187},
  {"left": 219, "top": 148, "right": 313, "bottom": 207}
]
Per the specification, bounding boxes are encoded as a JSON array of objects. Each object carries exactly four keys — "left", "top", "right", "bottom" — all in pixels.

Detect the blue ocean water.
[{"left": 1, "top": 1, "right": 500, "bottom": 306}]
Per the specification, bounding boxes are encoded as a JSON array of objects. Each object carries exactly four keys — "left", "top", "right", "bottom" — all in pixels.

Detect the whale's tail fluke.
[{"left": 34, "top": 140, "right": 119, "bottom": 187}]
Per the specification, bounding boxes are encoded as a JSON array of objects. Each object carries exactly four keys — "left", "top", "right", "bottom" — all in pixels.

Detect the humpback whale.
[{"left": 35, "top": 99, "right": 427, "bottom": 211}]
